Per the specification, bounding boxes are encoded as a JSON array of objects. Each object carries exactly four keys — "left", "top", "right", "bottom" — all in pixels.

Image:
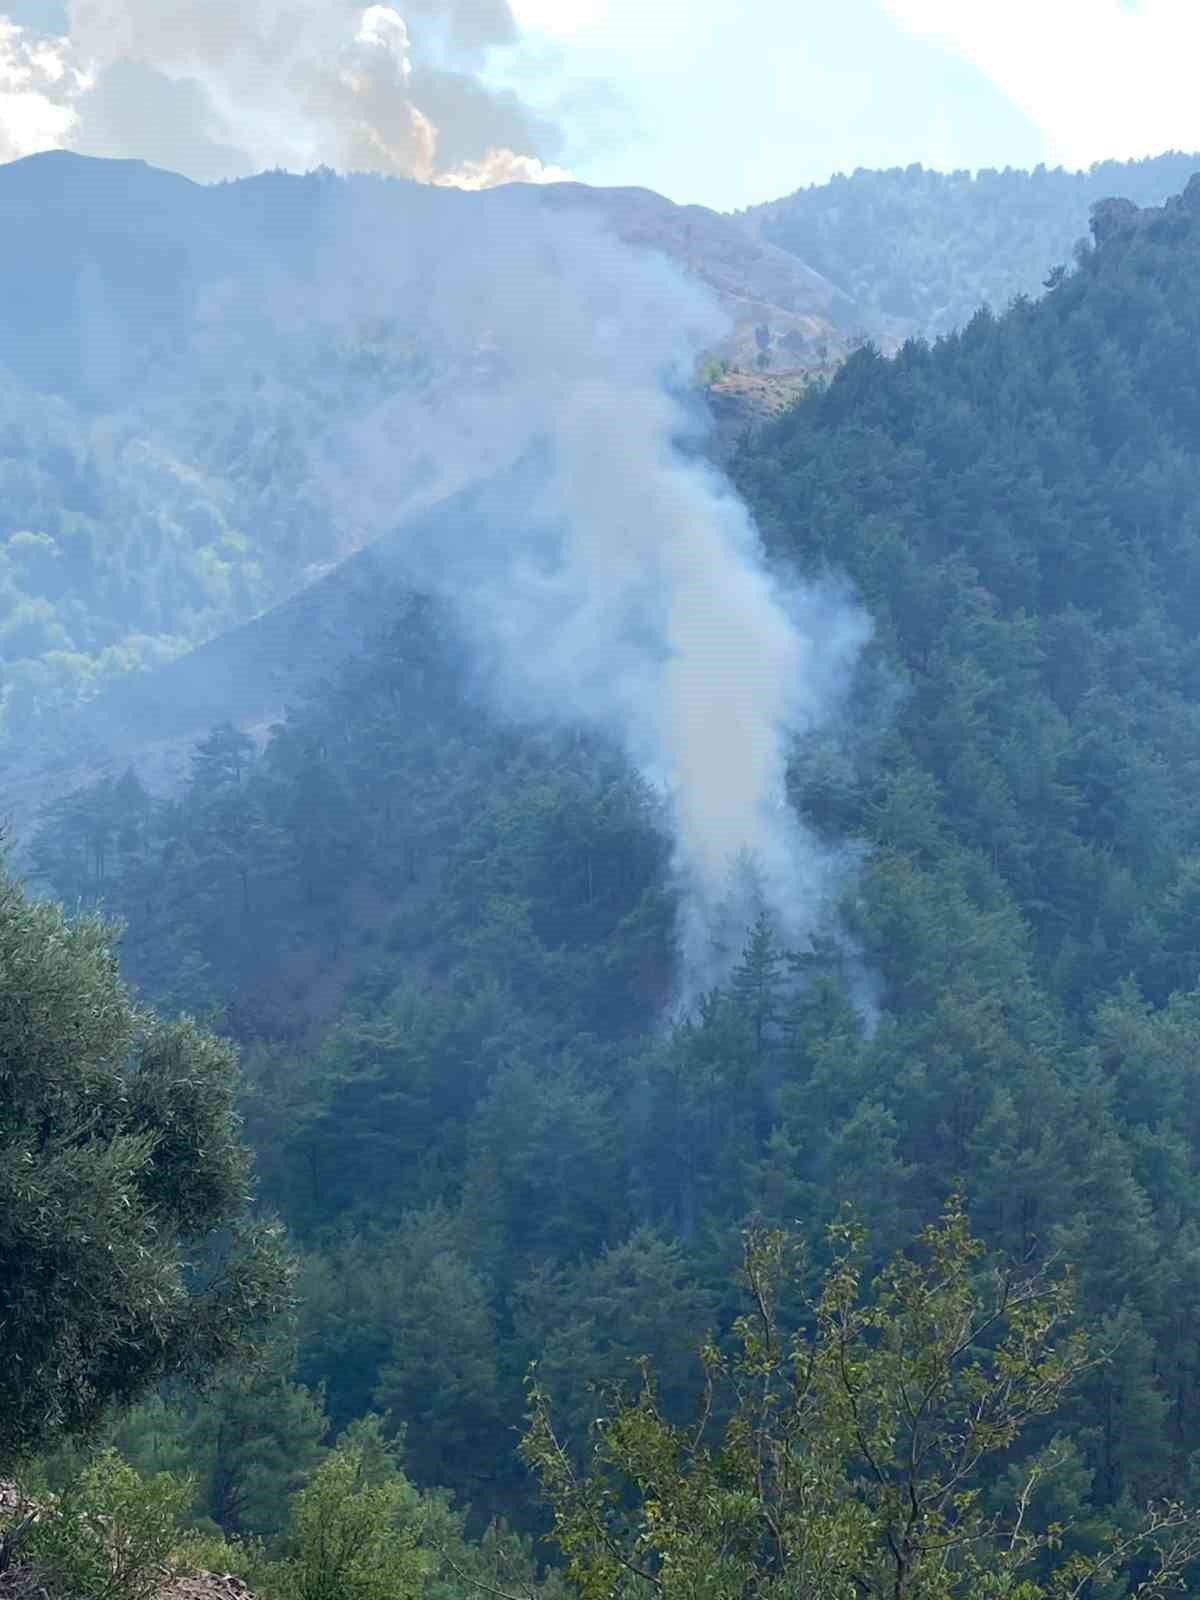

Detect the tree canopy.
[
  {"left": 524, "top": 1203, "right": 1200, "bottom": 1600},
  {"left": 0, "top": 858, "right": 292, "bottom": 1467}
]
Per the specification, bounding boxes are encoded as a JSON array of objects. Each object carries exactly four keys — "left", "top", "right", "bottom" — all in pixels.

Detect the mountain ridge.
[
  {"left": 734, "top": 151, "right": 1200, "bottom": 336},
  {"left": 0, "top": 150, "right": 870, "bottom": 389},
  {"left": 5, "top": 150, "right": 1200, "bottom": 844}
]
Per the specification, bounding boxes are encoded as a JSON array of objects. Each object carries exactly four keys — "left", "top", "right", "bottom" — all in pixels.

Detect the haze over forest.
[{"left": 8, "top": 4, "right": 1200, "bottom": 1599}]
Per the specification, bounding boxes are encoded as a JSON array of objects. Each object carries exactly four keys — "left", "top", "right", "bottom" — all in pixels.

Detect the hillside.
[
  {"left": 739, "top": 150, "right": 1200, "bottom": 336},
  {"left": 0, "top": 152, "right": 875, "bottom": 772},
  {"left": 0, "top": 152, "right": 868, "bottom": 404},
  {"left": 537, "top": 181, "right": 898, "bottom": 366},
  {"left": 26, "top": 165, "right": 1200, "bottom": 1552},
  {"left": 14, "top": 150, "right": 1199, "bottom": 786}
]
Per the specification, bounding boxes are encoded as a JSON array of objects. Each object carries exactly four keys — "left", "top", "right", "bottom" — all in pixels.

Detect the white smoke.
[
  {"left": 0, "top": 0, "right": 565, "bottom": 185},
  {"left": 301, "top": 184, "right": 871, "bottom": 991}
]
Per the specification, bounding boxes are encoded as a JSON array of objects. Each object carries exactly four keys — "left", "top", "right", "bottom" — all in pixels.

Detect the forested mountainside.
[
  {"left": 13, "top": 150, "right": 1200, "bottom": 782},
  {"left": 0, "top": 152, "right": 865, "bottom": 766},
  {"left": 19, "top": 149, "right": 1200, "bottom": 781},
  {"left": 739, "top": 151, "right": 1200, "bottom": 337},
  {"left": 24, "top": 172, "right": 1200, "bottom": 1557}
]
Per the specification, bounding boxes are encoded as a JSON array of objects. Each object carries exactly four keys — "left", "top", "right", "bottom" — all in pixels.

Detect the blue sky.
[
  {"left": 499, "top": 0, "right": 1049, "bottom": 208},
  {"left": 1, "top": 0, "right": 1198, "bottom": 207},
  {"left": 500, "top": 0, "right": 1200, "bottom": 208}
]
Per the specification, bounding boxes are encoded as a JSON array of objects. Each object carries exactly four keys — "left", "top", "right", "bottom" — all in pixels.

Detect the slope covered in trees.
[
  {"left": 14, "top": 149, "right": 1200, "bottom": 770},
  {"left": 0, "top": 156, "right": 471, "bottom": 758},
  {"left": 740, "top": 151, "right": 1200, "bottom": 337},
  {"left": 0, "top": 152, "right": 862, "bottom": 763},
  {"left": 23, "top": 170, "right": 1200, "bottom": 1566}
]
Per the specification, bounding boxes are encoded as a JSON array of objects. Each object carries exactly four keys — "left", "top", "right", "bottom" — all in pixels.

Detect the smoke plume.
[
  {"left": 0, "top": 0, "right": 566, "bottom": 185},
  {"left": 295, "top": 182, "right": 871, "bottom": 990}
]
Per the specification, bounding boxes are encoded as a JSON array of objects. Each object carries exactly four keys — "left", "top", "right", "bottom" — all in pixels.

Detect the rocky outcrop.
[
  {"left": 1091, "top": 172, "right": 1200, "bottom": 245},
  {"left": 158, "top": 1573, "right": 256, "bottom": 1600},
  {"left": 705, "top": 369, "right": 809, "bottom": 460}
]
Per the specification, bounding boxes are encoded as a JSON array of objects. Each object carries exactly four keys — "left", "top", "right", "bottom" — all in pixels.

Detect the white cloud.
[
  {"left": 0, "top": 17, "right": 79, "bottom": 160},
  {"left": 882, "top": 0, "right": 1200, "bottom": 167},
  {"left": 0, "top": 1, "right": 564, "bottom": 183}
]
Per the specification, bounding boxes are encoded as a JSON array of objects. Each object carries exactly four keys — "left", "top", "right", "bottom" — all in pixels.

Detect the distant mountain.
[
  {"left": 0, "top": 151, "right": 872, "bottom": 781},
  {"left": 8, "top": 147, "right": 1200, "bottom": 830},
  {"left": 737, "top": 152, "right": 1200, "bottom": 337},
  {"left": 0, "top": 152, "right": 863, "bottom": 408}
]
